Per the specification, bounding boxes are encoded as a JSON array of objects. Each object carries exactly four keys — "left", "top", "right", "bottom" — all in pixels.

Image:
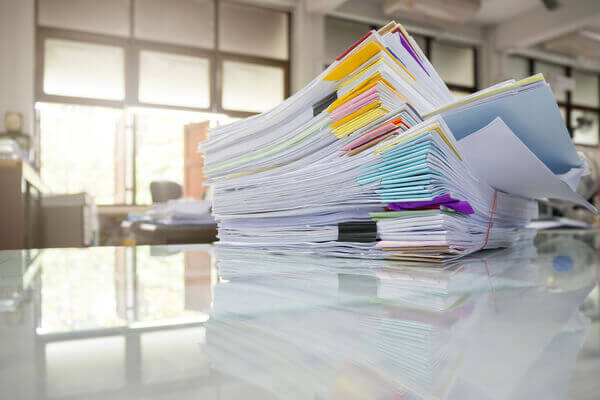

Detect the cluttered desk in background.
[
  {"left": 97, "top": 202, "right": 217, "bottom": 246},
  {"left": 120, "top": 198, "right": 217, "bottom": 246},
  {"left": 100, "top": 122, "right": 217, "bottom": 247},
  {"left": 0, "top": 120, "right": 216, "bottom": 250},
  {"left": 0, "top": 229, "right": 599, "bottom": 399}
]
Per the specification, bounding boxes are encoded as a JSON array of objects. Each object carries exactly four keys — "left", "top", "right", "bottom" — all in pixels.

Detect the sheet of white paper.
[
  {"left": 456, "top": 117, "right": 597, "bottom": 213},
  {"left": 558, "top": 166, "right": 585, "bottom": 192},
  {"left": 527, "top": 217, "right": 590, "bottom": 230}
]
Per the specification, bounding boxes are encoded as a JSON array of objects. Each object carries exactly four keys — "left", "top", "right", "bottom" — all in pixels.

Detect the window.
[
  {"left": 573, "top": 71, "right": 599, "bottom": 108},
  {"left": 221, "top": 60, "right": 285, "bottom": 113},
  {"left": 39, "top": 103, "right": 123, "bottom": 204},
  {"left": 505, "top": 56, "right": 529, "bottom": 81},
  {"left": 43, "top": 39, "right": 125, "bottom": 100},
  {"left": 37, "top": 0, "right": 289, "bottom": 114},
  {"left": 535, "top": 61, "right": 567, "bottom": 102},
  {"left": 559, "top": 106, "right": 567, "bottom": 124},
  {"left": 431, "top": 41, "right": 475, "bottom": 88},
  {"left": 138, "top": 51, "right": 211, "bottom": 109},
  {"left": 518, "top": 58, "right": 600, "bottom": 146},
  {"left": 36, "top": 0, "right": 291, "bottom": 204},
  {"left": 135, "top": 247, "right": 186, "bottom": 321},
  {"left": 134, "top": 109, "right": 207, "bottom": 204},
  {"left": 572, "top": 109, "right": 599, "bottom": 146},
  {"left": 39, "top": 103, "right": 234, "bottom": 205},
  {"left": 39, "top": 247, "right": 126, "bottom": 333}
]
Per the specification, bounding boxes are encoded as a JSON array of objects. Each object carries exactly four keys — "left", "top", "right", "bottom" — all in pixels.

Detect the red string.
[
  {"left": 480, "top": 189, "right": 498, "bottom": 251},
  {"left": 465, "top": 254, "right": 498, "bottom": 312}
]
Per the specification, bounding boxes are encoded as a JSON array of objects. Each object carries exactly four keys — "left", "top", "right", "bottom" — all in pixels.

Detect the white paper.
[{"left": 456, "top": 117, "right": 596, "bottom": 213}]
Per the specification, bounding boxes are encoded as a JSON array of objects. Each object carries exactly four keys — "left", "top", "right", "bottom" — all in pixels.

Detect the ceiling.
[
  {"left": 588, "top": 16, "right": 600, "bottom": 31},
  {"left": 328, "top": 0, "right": 600, "bottom": 65},
  {"left": 333, "top": 0, "right": 551, "bottom": 26},
  {"left": 474, "top": 0, "right": 542, "bottom": 24}
]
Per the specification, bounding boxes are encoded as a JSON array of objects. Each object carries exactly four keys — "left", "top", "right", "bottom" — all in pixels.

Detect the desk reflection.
[
  {"left": 0, "top": 231, "right": 598, "bottom": 400},
  {"left": 207, "top": 232, "right": 599, "bottom": 400}
]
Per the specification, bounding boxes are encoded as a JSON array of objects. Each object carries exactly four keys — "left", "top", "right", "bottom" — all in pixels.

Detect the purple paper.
[
  {"left": 388, "top": 194, "right": 474, "bottom": 215},
  {"left": 442, "top": 201, "right": 474, "bottom": 215},
  {"left": 397, "top": 33, "right": 430, "bottom": 77}
]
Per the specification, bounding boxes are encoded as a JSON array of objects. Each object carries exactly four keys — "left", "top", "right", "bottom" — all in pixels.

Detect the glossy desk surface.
[{"left": 1, "top": 230, "right": 599, "bottom": 400}]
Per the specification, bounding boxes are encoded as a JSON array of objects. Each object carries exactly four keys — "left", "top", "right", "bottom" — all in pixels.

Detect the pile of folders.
[{"left": 201, "top": 21, "right": 596, "bottom": 263}]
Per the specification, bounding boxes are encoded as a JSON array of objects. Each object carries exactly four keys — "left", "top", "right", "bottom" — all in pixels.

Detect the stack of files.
[
  {"left": 0, "top": 138, "right": 27, "bottom": 161},
  {"left": 144, "top": 199, "right": 215, "bottom": 226},
  {"left": 202, "top": 21, "right": 595, "bottom": 263}
]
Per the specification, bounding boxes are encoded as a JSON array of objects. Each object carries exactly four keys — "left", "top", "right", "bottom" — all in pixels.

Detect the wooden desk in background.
[{"left": 0, "top": 159, "right": 49, "bottom": 250}]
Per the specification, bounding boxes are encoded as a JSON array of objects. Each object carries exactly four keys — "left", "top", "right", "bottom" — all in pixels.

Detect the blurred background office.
[{"left": 2, "top": 0, "right": 600, "bottom": 249}]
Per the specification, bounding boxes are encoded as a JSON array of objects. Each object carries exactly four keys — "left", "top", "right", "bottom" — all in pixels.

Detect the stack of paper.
[
  {"left": 202, "top": 21, "right": 595, "bottom": 263},
  {"left": 145, "top": 199, "right": 215, "bottom": 226},
  {"left": 0, "top": 138, "right": 27, "bottom": 161}
]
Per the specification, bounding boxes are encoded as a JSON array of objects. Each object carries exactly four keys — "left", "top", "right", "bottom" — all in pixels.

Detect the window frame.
[
  {"left": 34, "top": 0, "right": 291, "bottom": 205},
  {"left": 36, "top": 27, "right": 131, "bottom": 109},
  {"left": 35, "top": 0, "right": 291, "bottom": 115},
  {"left": 133, "top": 41, "right": 215, "bottom": 113},
  {"left": 421, "top": 35, "right": 479, "bottom": 94},
  {"left": 218, "top": 53, "right": 291, "bottom": 117}
]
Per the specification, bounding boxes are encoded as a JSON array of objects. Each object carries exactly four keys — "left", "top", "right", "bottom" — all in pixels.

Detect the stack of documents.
[
  {"left": 202, "top": 21, "right": 595, "bottom": 263},
  {"left": 0, "top": 138, "right": 27, "bottom": 161},
  {"left": 145, "top": 199, "right": 215, "bottom": 226}
]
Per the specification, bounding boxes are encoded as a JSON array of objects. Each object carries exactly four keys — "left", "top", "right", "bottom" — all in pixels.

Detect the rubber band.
[{"left": 480, "top": 189, "right": 498, "bottom": 250}]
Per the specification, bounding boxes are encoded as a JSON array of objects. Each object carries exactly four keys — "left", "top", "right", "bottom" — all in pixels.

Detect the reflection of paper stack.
[
  {"left": 206, "top": 241, "right": 593, "bottom": 400},
  {"left": 203, "top": 21, "right": 594, "bottom": 263}
]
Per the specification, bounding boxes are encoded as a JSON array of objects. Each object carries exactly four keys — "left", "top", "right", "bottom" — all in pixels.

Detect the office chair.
[{"left": 150, "top": 181, "right": 183, "bottom": 203}]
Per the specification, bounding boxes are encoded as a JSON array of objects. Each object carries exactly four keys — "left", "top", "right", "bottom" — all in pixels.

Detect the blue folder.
[{"left": 442, "top": 84, "right": 581, "bottom": 174}]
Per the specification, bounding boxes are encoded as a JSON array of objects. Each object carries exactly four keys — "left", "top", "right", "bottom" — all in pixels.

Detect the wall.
[
  {"left": 0, "top": 0, "right": 35, "bottom": 134},
  {"left": 290, "top": 1, "right": 326, "bottom": 91}
]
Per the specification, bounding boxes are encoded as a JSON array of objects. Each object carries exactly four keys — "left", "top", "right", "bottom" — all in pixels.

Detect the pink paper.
[
  {"left": 343, "top": 125, "right": 399, "bottom": 153},
  {"left": 331, "top": 88, "right": 380, "bottom": 122}
]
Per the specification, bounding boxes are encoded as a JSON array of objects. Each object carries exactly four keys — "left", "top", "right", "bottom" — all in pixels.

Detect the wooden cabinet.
[
  {"left": 184, "top": 250, "right": 213, "bottom": 311},
  {"left": 183, "top": 121, "right": 209, "bottom": 200},
  {"left": 0, "top": 160, "right": 48, "bottom": 250}
]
